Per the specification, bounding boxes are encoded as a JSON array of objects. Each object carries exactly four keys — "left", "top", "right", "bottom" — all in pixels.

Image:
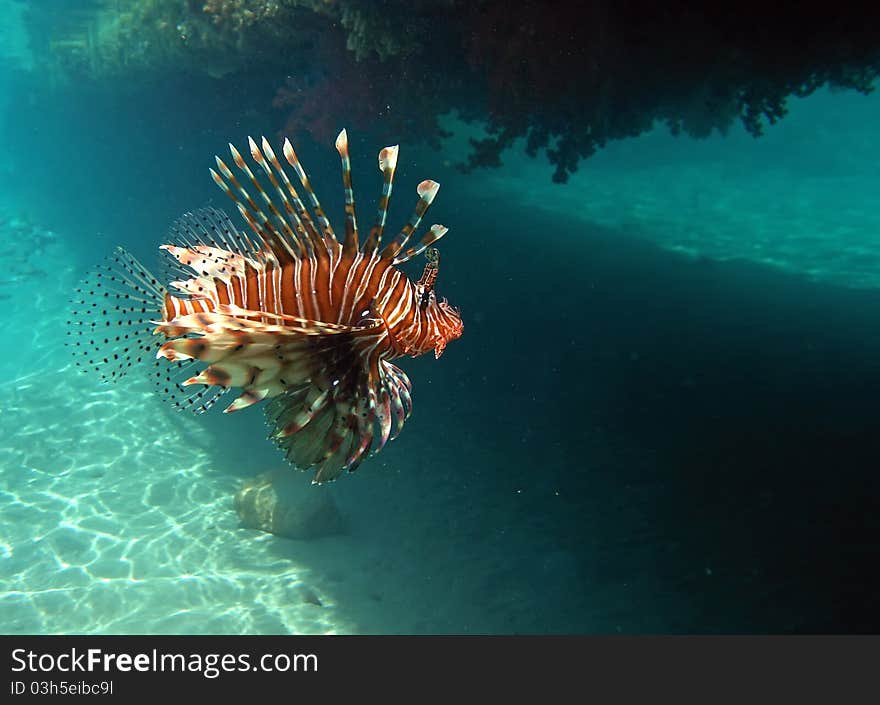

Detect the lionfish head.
[
  {"left": 416, "top": 247, "right": 463, "bottom": 359},
  {"left": 432, "top": 298, "right": 464, "bottom": 359}
]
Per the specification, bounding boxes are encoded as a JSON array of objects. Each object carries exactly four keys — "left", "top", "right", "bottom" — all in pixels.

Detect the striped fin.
[
  {"left": 244, "top": 137, "right": 306, "bottom": 257},
  {"left": 259, "top": 136, "right": 323, "bottom": 254},
  {"left": 234, "top": 139, "right": 302, "bottom": 260},
  {"left": 227, "top": 142, "right": 297, "bottom": 263},
  {"left": 208, "top": 162, "right": 264, "bottom": 255},
  {"left": 342, "top": 392, "right": 374, "bottom": 475},
  {"left": 224, "top": 387, "right": 272, "bottom": 413},
  {"left": 66, "top": 247, "right": 166, "bottom": 382},
  {"left": 266, "top": 369, "right": 399, "bottom": 484},
  {"left": 282, "top": 137, "right": 337, "bottom": 250},
  {"left": 373, "top": 385, "right": 393, "bottom": 454},
  {"left": 362, "top": 144, "right": 398, "bottom": 255},
  {"left": 393, "top": 224, "right": 449, "bottom": 264},
  {"left": 383, "top": 361, "right": 413, "bottom": 440},
  {"left": 268, "top": 386, "right": 336, "bottom": 474},
  {"left": 334, "top": 128, "right": 359, "bottom": 255},
  {"left": 153, "top": 303, "right": 388, "bottom": 430},
  {"left": 275, "top": 385, "right": 331, "bottom": 437},
  {"left": 313, "top": 394, "right": 366, "bottom": 484},
  {"left": 257, "top": 329, "right": 409, "bottom": 483},
  {"left": 266, "top": 375, "right": 361, "bottom": 483},
  {"left": 381, "top": 179, "right": 440, "bottom": 261},
  {"left": 156, "top": 308, "right": 378, "bottom": 359},
  {"left": 208, "top": 156, "right": 271, "bottom": 250}
]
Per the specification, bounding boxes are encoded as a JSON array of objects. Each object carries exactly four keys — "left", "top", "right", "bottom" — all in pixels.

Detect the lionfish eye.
[{"left": 419, "top": 287, "right": 433, "bottom": 311}]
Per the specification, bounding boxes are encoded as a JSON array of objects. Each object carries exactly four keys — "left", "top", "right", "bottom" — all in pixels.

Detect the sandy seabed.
[{"left": 0, "top": 241, "right": 592, "bottom": 635}]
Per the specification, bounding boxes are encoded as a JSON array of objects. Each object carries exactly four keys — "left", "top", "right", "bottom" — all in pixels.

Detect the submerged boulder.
[{"left": 234, "top": 469, "right": 347, "bottom": 540}]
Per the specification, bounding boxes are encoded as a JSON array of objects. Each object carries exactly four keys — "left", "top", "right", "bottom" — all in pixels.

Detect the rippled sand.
[{"left": 0, "top": 241, "right": 590, "bottom": 635}]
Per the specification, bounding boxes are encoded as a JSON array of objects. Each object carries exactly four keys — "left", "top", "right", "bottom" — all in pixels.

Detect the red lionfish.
[{"left": 67, "top": 130, "right": 463, "bottom": 483}]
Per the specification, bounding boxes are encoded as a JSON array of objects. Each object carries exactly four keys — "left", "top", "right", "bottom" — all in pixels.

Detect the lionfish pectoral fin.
[
  {"left": 224, "top": 387, "right": 271, "bottom": 413},
  {"left": 261, "top": 331, "right": 411, "bottom": 483},
  {"left": 152, "top": 308, "right": 386, "bottom": 428},
  {"left": 266, "top": 379, "right": 374, "bottom": 484}
]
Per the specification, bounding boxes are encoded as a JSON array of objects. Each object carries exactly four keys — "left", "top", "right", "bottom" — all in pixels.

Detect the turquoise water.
[{"left": 1, "top": 1, "right": 879, "bottom": 634}]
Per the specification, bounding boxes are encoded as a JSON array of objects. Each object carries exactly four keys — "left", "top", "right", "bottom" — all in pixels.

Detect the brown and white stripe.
[{"left": 163, "top": 131, "right": 461, "bottom": 363}]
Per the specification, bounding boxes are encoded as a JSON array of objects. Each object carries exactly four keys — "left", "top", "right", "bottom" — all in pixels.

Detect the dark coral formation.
[
  {"left": 456, "top": 1, "right": 880, "bottom": 181},
  {"left": 16, "top": 0, "right": 880, "bottom": 181}
]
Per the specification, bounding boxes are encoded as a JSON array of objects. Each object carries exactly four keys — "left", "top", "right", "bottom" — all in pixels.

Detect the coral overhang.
[{"left": 17, "top": 0, "right": 880, "bottom": 181}]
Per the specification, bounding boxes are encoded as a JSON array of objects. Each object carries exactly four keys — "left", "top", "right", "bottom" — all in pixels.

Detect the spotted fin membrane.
[
  {"left": 67, "top": 247, "right": 226, "bottom": 414},
  {"left": 67, "top": 248, "right": 165, "bottom": 382}
]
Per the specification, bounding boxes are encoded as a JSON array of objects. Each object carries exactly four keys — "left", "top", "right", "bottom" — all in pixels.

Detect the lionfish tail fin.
[{"left": 67, "top": 247, "right": 166, "bottom": 382}]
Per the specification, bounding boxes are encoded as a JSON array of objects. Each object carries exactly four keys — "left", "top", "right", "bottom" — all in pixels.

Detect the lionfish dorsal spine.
[
  {"left": 213, "top": 140, "right": 315, "bottom": 261},
  {"left": 334, "top": 128, "right": 360, "bottom": 256},
  {"left": 282, "top": 137, "right": 337, "bottom": 251},
  {"left": 394, "top": 224, "right": 449, "bottom": 265},
  {"left": 381, "top": 179, "right": 440, "bottom": 261},
  {"left": 363, "top": 144, "right": 399, "bottom": 255},
  {"left": 228, "top": 141, "right": 298, "bottom": 263},
  {"left": 214, "top": 152, "right": 268, "bottom": 237},
  {"left": 258, "top": 135, "right": 322, "bottom": 255},
  {"left": 243, "top": 136, "right": 304, "bottom": 258},
  {"left": 208, "top": 164, "right": 263, "bottom": 256}
]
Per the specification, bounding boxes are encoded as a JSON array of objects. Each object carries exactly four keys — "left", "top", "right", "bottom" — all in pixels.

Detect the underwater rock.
[{"left": 234, "top": 469, "right": 347, "bottom": 540}]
